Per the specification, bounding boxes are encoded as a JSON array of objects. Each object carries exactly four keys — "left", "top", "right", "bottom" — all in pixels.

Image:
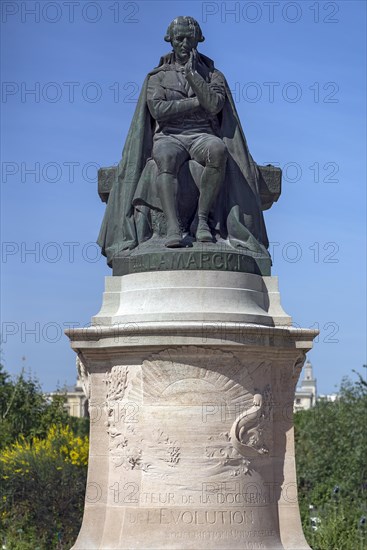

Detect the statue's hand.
[{"left": 184, "top": 49, "right": 198, "bottom": 76}]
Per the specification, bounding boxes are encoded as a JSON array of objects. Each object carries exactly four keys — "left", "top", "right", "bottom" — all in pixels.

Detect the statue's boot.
[
  {"left": 196, "top": 217, "right": 213, "bottom": 243},
  {"left": 156, "top": 173, "right": 182, "bottom": 248},
  {"left": 165, "top": 230, "right": 182, "bottom": 248},
  {"left": 196, "top": 164, "right": 225, "bottom": 243}
]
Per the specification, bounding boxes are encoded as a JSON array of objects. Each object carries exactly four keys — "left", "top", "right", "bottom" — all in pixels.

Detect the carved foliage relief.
[{"left": 105, "top": 348, "right": 273, "bottom": 478}]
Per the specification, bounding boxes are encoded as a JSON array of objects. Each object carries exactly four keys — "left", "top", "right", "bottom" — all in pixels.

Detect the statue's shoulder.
[
  {"left": 147, "top": 52, "right": 175, "bottom": 77},
  {"left": 199, "top": 54, "right": 226, "bottom": 82},
  {"left": 147, "top": 64, "right": 170, "bottom": 83},
  {"left": 212, "top": 67, "right": 226, "bottom": 80}
]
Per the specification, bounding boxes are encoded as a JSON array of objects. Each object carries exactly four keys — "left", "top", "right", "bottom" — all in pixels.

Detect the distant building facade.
[
  {"left": 318, "top": 393, "right": 338, "bottom": 402},
  {"left": 64, "top": 375, "right": 89, "bottom": 417},
  {"left": 48, "top": 375, "right": 88, "bottom": 418},
  {"left": 294, "top": 360, "right": 317, "bottom": 412}
]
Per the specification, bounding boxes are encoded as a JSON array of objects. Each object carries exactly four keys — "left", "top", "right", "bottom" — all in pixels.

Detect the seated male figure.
[{"left": 147, "top": 16, "right": 228, "bottom": 247}]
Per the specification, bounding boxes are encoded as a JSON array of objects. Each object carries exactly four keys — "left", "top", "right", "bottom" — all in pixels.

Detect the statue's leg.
[
  {"left": 190, "top": 136, "right": 228, "bottom": 242},
  {"left": 153, "top": 137, "right": 189, "bottom": 247},
  {"left": 156, "top": 173, "right": 181, "bottom": 247}
]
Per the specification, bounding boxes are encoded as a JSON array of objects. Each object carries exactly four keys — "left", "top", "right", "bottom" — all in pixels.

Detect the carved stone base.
[{"left": 66, "top": 272, "right": 317, "bottom": 550}]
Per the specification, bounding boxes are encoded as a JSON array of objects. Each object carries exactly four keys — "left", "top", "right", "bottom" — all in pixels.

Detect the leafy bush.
[{"left": 0, "top": 424, "right": 88, "bottom": 549}]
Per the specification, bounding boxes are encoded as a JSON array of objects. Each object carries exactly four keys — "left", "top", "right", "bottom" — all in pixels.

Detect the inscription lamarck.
[
  {"left": 112, "top": 248, "right": 269, "bottom": 276},
  {"left": 133, "top": 251, "right": 247, "bottom": 271}
]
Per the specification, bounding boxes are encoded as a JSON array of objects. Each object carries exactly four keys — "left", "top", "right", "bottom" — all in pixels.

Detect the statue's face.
[{"left": 170, "top": 24, "right": 199, "bottom": 63}]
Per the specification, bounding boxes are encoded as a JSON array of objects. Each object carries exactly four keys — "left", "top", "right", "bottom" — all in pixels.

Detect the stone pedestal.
[{"left": 66, "top": 271, "right": 317, "bottom": 550}]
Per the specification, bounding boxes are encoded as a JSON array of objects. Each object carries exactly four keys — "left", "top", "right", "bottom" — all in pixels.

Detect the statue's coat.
[{"left": 97, "top": 53, "right": 269, "bottom": 266}]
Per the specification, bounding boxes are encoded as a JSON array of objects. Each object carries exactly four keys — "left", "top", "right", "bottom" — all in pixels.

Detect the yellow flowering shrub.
[
  {"left": 0, "top": 424, "right": 88, "bottom": 472},
  {"left": 0, "top": 424, "right": 88, "bottom": 549}
]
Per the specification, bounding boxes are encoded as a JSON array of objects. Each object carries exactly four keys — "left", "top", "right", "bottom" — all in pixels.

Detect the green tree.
[
  {"left": 0, "top": 364, "right": 88, "bottom": 449},
  {"left": 295, "top": 367, "right": 367, "bottom": 549}
]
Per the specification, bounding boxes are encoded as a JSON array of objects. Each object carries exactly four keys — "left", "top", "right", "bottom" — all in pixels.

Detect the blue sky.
[{"left": 1, "top": 0, "right": 366, "bottom": 393}]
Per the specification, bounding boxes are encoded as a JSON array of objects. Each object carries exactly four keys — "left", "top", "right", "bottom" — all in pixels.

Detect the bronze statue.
[
  {"left": 146, "top": 17, "right": 228, "bottom": 247},
  {"left": 97, "top": 16, "right": 281, "bottom": 274}
]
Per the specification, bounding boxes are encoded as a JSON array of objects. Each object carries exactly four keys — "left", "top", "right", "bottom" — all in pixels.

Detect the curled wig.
[{"left": 164, "top": 16, "right": 205, "bottom": 43}]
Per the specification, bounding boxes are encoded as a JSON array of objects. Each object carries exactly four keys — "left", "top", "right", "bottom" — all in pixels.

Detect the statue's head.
[{"left": 164, "top": 16, "right": 205, "bottom": 63}]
